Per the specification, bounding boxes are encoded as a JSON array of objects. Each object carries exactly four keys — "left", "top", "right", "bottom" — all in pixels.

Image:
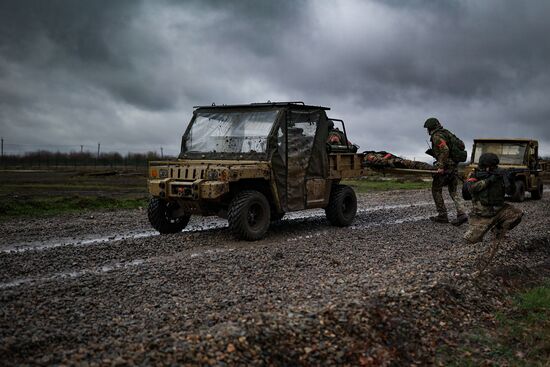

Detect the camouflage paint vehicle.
[
  {"left": 463, "top": 139, "right": 545, "bottom": 202},
  {"left": 147, "top": 102, "right": 366, "bottom": 240}
]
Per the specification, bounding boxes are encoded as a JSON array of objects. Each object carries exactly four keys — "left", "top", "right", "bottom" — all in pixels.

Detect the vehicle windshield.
[
  {"left": 473, "top": 142, "right": 527, "bottom": 165},
  {"left": 184, "top": 110, "right": 279, "bottom": 154}
]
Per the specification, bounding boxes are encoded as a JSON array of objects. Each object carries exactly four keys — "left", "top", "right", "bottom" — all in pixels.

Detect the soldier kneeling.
[{"left": 464, "top": 153, "right": 523, "bottom": 273}]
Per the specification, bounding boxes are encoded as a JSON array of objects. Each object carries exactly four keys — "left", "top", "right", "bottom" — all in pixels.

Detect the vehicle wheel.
[
  {"left": 147, "top": 197, "right": 190, "bottom": 234},
  {"left": 530, "top": 181, "right": 543, "bottom": 200},
  {"left": 325, "top": 185, "right": 357, "bottom": 227},
  {"left": 462, "top": 183, "right": 472, "bottom": 201},
  {"left": 511, "top": 180, "right": 525, "bottom": 202},
  {"left": 228, "top": 190, "right": 271, "bottom": 241}
]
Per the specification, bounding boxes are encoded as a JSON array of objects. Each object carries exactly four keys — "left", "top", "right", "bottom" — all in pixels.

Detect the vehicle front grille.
[{"left": 169, "top": 166, "right": 206, "bottom": 180}]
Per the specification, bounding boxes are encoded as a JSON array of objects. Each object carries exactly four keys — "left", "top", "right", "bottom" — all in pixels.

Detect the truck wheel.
[
  {"left": 147, "top": 198, "right": 190, "bottom": 234},
  {"left": 530, "top": 181, "right": 543, "bottom": 200},
  {"left": 462, "top": 183, "right": 472, "bottom": 201},
  {"left": 511, "top": 180, "right": 525, "bottom": 202},
  {"left": 228, "top": 190, "right": 271, "bottom": 240},
  {"left": 325, "top": 185, "right": 357, "bottom": 227}
]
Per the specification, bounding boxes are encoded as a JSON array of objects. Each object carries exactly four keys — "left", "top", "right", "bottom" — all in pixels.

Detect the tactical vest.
[{"left": 474, "top": 173, "right": 505, "bottom": 207}]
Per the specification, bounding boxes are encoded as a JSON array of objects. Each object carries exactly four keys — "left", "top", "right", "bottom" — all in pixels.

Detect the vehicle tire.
[
  {"left": 325, "top": 185, "right": 357, "bottom": 227},
  {"left": 147, "top": 197, "right": 190, "bottom": 234},
  {"left": 228, "top": 190, "right": 271, "bottom": 241},
  {"left": 462, "top": 183, "right": 472, "bottom": 201},
  {"left": 511, "top": 180, "right": 525, "bottom": 202},
  {"left": 530, "top": 181, "right": 543, "bottom": 200}
]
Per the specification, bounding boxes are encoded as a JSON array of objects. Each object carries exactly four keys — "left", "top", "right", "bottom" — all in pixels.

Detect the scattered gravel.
[{"left": 1, "top": 189, "right": 549, "bottom": 365}]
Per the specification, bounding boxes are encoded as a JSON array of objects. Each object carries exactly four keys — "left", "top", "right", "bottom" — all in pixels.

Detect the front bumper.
[{"left": 148, "top": 179, "right": 229, "bottom": 200}]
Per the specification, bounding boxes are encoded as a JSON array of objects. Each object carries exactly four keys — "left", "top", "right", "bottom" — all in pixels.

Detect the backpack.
[{"left": 438, "top": 128, "right": 467, "bottom": 163}]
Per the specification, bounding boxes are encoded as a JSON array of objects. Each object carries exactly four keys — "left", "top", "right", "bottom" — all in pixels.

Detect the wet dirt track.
[{"left": 1, "top": 189, "right": 549, "bottom": 365}]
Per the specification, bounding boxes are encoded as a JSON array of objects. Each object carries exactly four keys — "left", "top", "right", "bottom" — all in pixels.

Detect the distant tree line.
[{"left": 0, "top": 150, "right": 175, "bottom": 169}]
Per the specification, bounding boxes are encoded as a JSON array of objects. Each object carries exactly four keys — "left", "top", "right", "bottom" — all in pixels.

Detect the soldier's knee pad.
[
  {"left": 464, "top": 230, "right": 483, "bottom": 244},
  {"left": 505, "top": 212, "right": 523, "bottom": 230}
]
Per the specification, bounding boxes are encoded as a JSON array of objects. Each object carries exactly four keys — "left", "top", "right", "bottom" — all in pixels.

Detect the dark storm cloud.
[
  {"left": 0, "top": 0, "right": 182, "bottom": 111},
  {"left": 1, "top": 0, "right": 549, "bottom": 156}
]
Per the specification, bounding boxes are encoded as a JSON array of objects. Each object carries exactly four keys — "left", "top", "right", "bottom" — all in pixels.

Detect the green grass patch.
[
  {"left": 0, "top": 195, "right": 148, "bottom": 221},
  {"left": 342, "top": 179, "right": 431, "bottom": 192},
  {"left": 437, "top": 280, "right": 550, "bottom": 366}
]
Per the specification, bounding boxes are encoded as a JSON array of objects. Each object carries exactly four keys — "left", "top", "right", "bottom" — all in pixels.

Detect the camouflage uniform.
[
  {"left": 463, "top": 204, "right": 523, "bottom": 244},
  {"left": 428, "top": 125, "right": 466, "bottom": 222},
  {"left": 464, "top": 172, "right": 523, "bottom": 244},
  {"left": 364, "top": 151, "right": 435, "bottom": 170},
  {"left": 463, "top": 154, "right": 523, "bottom": 275}
]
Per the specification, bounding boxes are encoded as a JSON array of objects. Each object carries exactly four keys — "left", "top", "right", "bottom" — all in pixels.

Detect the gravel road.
[{"left": 1, "top": 189, "right": 549, "bottom": 365}]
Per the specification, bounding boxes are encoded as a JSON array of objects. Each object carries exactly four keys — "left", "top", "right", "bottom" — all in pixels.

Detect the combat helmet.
[
  {"left": 423, "top": 117, "right": 442, "bottom": 131},
  {"left": 478, "top": 152, "right": 500, "bottom": 168},
  {"left": 328, "top": 120, "right": 335, "bottom": 129}
]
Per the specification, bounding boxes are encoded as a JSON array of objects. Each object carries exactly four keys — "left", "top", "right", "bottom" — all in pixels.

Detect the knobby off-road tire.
[
  {"left": 228, "top": 190, "right": 271, "bottom": 241},
  {"left": 148, "top": 197, "right": 190, "bottom": 234},
  {"left": 325, "top": 184, "right": 357, "bottom": 227},
  {"left": 511, "top": 180, "right": 525, "bottom": 202},
  {"left": 530, "top": 181, "right": 544, "bottom": 200}
]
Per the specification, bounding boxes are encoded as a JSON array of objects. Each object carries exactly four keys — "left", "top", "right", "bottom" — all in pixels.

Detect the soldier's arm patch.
[{"left": 437, "top": 139, "right": 447, "bottom": 149}]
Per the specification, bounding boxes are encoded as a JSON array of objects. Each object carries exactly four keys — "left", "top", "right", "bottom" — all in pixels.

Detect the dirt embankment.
[{"left": 1, "top": 190, "right": 549, "bottom": 365}]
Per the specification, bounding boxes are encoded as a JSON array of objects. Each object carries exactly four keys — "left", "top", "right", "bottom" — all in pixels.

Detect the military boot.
[
  {"left": 429, "top": 214, "right": 449, "bottom": 223},
  {"left": 450, "top": 213, "right": 468, "bottom": 226}
]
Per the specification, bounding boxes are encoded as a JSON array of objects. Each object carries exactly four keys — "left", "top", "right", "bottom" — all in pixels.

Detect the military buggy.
[
  {"left": 463, "top": 138, "right": 544, "bottom": 201},
  {"left": 147, "top": 102, "right": 366, "bottom": 240}
]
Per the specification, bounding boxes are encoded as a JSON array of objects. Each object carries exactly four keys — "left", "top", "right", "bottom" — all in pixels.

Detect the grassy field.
[
  {"left": 0, "top": 169, "right": 432, "bottom": 220},
  {"left": 0, "top": 169, "right": 148, "bottom": 220},
  {"left": 437, "top": 280, "right": 550, "bottom": 366}
]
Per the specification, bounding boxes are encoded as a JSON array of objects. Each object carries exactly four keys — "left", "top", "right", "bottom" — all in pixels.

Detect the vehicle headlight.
[
  {"left": 159, "top": 168, "right": 169, "bottom": 178},
  {"left": 207, "top": 170, "right": 219, "bottom": 180}
]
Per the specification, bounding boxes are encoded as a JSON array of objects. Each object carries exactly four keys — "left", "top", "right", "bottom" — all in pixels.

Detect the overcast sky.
[{"left": 1, "top": 0, "right": 549, "bottom": 158}]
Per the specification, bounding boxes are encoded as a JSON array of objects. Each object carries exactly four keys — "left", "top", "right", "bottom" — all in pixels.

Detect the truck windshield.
[
  {"left": 185, "top": 110, "right": 279, "bottom": 154},
  {"left": 473, "top": 142, "right": 527, "bottom": 165}
]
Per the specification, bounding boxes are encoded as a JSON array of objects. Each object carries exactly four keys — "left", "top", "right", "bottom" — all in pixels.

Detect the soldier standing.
[
  {"left": 464, "top": 153, "right": 523, "bottom": 273},
  {"left": 424, "top": 117, "right": 468, "bottom": 225}
]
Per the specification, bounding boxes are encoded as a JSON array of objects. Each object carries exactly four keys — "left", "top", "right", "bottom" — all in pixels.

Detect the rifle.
[
  {"left": 472, "top": 168, "right": 525, "bottom": 180},
  {"left": 425, "top": 140, "right": 436, "bottom": 159},
  {"left": 470, "top": 168, "right": 520, "bottom": 196}
]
